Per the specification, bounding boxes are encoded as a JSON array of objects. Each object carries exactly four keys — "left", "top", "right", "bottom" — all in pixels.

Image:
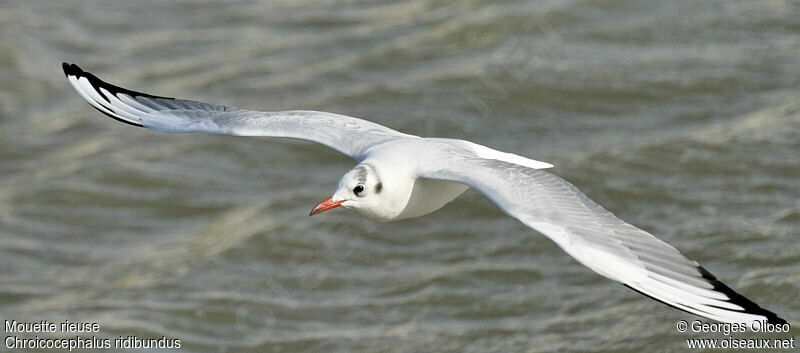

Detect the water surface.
[{"left": 1, "top": 0, "right": 798, "bottom": 352}]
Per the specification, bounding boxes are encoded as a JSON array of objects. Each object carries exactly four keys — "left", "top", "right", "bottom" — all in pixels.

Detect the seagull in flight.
[{"left": 62, "top": 62, "right": 786, "bottom": 325}]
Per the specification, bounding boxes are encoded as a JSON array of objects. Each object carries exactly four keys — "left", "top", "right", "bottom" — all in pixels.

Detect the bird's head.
[{"left": 310, "top": 163, "right": 393, "bottom": 221}]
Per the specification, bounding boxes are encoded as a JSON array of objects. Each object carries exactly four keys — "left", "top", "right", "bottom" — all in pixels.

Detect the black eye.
[{"left": 353, "top": 184, "right": 365, "bottom": 196}]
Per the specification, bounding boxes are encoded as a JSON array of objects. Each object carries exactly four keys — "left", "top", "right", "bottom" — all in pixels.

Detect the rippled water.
[{"left": 1, "top": 0, "right": 798, "bottom": 352}]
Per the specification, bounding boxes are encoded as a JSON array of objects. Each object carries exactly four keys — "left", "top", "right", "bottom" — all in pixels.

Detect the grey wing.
[
  {"left": 63, "top": 63, "right": 413, "bottom": 158},
  {"left": 419, "top": 156, "right": 785, "bottom": 324}
]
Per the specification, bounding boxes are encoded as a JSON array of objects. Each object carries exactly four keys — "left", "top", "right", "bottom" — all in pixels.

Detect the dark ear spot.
[{"left": 375, "top": 182, "right": 383, "bottom": 194}]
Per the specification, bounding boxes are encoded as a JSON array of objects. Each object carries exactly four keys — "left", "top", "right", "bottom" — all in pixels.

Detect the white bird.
[{"left": 62, "top": 62, "right": 786, "bottom": 325}]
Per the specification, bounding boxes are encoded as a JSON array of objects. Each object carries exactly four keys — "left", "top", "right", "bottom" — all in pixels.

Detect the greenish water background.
[{"left": 1, "top": 0, "right": 798, "bottom": 352}]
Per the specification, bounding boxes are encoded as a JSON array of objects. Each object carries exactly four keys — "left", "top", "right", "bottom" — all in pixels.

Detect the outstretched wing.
[
  {"left": 62, "top": 63, "right": 414, "bottom": 159},
  {"left": 419, "top": 156, "right": 785, "bottom": 324}
]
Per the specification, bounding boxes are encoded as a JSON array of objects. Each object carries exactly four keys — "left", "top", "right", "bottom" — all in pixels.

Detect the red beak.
[{"left": 309, "top": 197, "right": 344, "bottom": 216}]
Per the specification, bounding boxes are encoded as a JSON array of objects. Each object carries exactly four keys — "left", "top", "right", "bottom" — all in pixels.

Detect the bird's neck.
[{"left": 359, "top": 150, "right": 467, "bottom": 222}]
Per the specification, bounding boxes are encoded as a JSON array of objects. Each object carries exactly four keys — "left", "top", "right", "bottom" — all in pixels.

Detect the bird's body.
[
  {"left": 395, "top": 177, "right": 468, "bottom": 221},
  {"left": 337, "top": 137, "right": 556, "bottom": 221},
  {"left": 62, "top": 62, "right": 787, "bottom": 325},
  {"left": 349, "top": 139, "right": 477, "bottom": 221}
]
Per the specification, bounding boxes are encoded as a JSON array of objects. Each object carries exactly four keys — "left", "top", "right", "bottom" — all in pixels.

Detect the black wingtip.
[
  {"left": 697, "top": 266, "right": 787, "bottom": 325},
  {"left": 62, "top": 62, "right": 146, "bottom": 128},
  {"left": 624, "top": 268, "right": 788, "bottom": 325},
  {"left": 62, "top": 62, "right": 84, "bottom": 78},
  {"left": 61, "top": 62, "right": 174, "bottom": 101}
]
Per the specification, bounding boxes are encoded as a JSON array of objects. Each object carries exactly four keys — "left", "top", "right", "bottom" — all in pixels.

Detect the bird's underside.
[{"left": 63, "top": 62, "right": 787, "bottom": 325}]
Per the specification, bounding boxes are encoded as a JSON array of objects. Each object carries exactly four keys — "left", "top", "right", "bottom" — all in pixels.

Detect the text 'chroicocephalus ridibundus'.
[{"left": 62, "top": 62, "right": 786, "bottom": 325}]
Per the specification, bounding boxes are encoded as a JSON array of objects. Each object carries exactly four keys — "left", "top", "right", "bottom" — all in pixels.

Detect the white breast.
[{"left": 394, "top": 177, "right": 468, "bottom": 221}]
